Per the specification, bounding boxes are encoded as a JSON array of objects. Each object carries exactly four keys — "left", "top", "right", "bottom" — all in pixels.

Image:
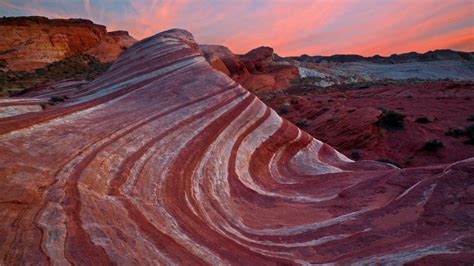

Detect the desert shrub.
[
  {"left": 467, "top": 115, "right": 474, "bottom": 122},
  {"left": 415, "top": 117, "right": 431, "bottom": 124},
  {"left": 351, "top": 150, "right": 362, "bottom": 160},
  {"left": 464, "top": 125, "right": 474, "bottom": 145},
  {"left": 422, "top": 139, "right": 444, "bottom": 152},
  {"left": 321, "top": 107, "right": 330, "bottom": 112},
  {"left": 445, "top": 128, "right": 466, "bottom": 138},
  {"left": 49, "top": 95, "right": 68, "bottom": 104},
  {"left": 296, "top": 119, "right": 309, "bottom": 128},
  {"left": 278, "top": 105, "right": 289, "bottom": 115},
  {"left": 445, "top": 125, "right": 474, "bottom": 145},
  {"left": 50, "top": 96, "right": 64, "bottom": 102},
  {"left": 289, "top": 79, "right": 299, "bottom": 85},
  {"left": 375, "top": 158, "right": 401, "bottom": 168},
  {"left": 376, "top": 110, "right": 405, "bottom": 131}
]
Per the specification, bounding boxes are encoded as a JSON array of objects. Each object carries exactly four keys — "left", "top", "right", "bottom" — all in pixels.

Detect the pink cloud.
[{"left": 1, "top": 0, "right": 473, "bottom": 56}]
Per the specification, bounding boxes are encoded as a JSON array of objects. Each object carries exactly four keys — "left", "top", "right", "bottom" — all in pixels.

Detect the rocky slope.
[
  {"left": 1, "top": 29, "right": 473, "bottom": 264},
  {"left": 0, "top": 16, "right": 136, "bottom": 72},
  {"left": 260, "top": 81, "right": 474, "bottom": 168}
]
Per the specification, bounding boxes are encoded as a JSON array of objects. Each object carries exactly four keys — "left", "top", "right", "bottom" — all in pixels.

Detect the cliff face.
[{"left": 0, "top": 16, "right": 136, "bottom": 71}]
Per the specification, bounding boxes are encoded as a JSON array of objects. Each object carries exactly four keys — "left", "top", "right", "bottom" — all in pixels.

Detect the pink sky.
[{"left": 1, "top": 0, "right": 473, "bottom": 56}]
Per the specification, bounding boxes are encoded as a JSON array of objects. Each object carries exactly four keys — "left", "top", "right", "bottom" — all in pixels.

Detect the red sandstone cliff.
[
  {"left": 0, "top": 16, "right": 136, "bottom": 71},
  {"left": 200, "top": 44, "right": 299, "bottom": 92}
]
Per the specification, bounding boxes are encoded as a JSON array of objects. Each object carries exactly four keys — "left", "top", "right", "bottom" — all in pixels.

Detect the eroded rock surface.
[{"left": 1, "top": 29, "right": 473, "bottom": 265}]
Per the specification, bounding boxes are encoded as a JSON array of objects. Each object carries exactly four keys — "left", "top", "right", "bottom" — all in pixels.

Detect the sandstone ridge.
[{"left": 0, "top": 29, "right": 473, "bottom": 264}]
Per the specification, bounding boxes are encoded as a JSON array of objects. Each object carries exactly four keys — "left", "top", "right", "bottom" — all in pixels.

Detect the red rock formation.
[
  {"left": 241, "top": 46, "right": 274, "bottom": 70},
  {"left": 0, "top": 29, "right": 473, "bottom": 264},
  {"left": 199, "top": 45, "right": 248, "bottom": 78},
  {"left": 0, "top": 16, "right": 136, "bottom": 71},
  {"left": 200, "top": 44, "right": 299, "bottom": 92},
  {"left": 86, "top": 30, "right": 137, "bottom": 63}
]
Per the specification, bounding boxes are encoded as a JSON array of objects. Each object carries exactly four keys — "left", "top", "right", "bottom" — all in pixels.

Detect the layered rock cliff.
[
  {"left": 0, "top": 29, "right": 473, "bottom": 264},
  {"left": 0, "top": 16, "right": 136, "bottom": 71}
]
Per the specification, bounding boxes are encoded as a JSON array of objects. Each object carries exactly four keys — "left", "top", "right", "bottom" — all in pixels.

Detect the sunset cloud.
[{"left": 1, "top": 0, "right": 472, "bottom": 56}]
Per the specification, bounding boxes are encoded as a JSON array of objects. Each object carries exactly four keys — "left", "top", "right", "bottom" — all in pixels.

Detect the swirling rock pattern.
[{"left": 0, "top": 29, "right": 473, "bottom": 265}]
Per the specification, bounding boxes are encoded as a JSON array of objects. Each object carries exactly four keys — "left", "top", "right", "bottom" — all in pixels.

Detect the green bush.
[
  {"left": 278, "top": 105, "right": 289, "bottom": 115},
  {"left": 422, "top": 139, "right": 444, "bottom": 152},
  {"left": 296, "top": 119, "right": 309, "bottom": 128},
  {"left": 464, "top": 125, "right": 474, "bottom": 145},
  {"left": 49, "top": 95, "right": 68, "bottom": 105},
  {"left": 415, "top": 117, "right": 431, "bottom": 124},
  {"left": 445, "top": 128, "right": 466, "bottom": 138},
  {"left": 351, "top": 150, "right": 362, "bottom": 160},
  {"left": 376, "top": 110, "right": 405, "bottom": 131},
  {"left": 445, "top": 125, "right": 474, "bottom": 145}
]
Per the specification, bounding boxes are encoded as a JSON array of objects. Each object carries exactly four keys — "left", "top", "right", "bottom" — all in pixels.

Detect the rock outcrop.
[
  {"left": 1, "top": 29, "right": 473, "bottom": 264},
  {"left": 241, "top": 46, "right": 274, "bottom": 70},
  {"left": 0, "top": 16, "right": 136, "bottom": 71},
  {"left": 199, "top": 44, "right": 247, "bottom": 78},
  {"left": 200, "top": 44, "right": 299, "bottom": 92}
]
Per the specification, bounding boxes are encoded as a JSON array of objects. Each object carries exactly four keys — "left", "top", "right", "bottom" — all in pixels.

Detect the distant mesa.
[{"left": 293, "top": 49, "right": 474, "bottom": 64}]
